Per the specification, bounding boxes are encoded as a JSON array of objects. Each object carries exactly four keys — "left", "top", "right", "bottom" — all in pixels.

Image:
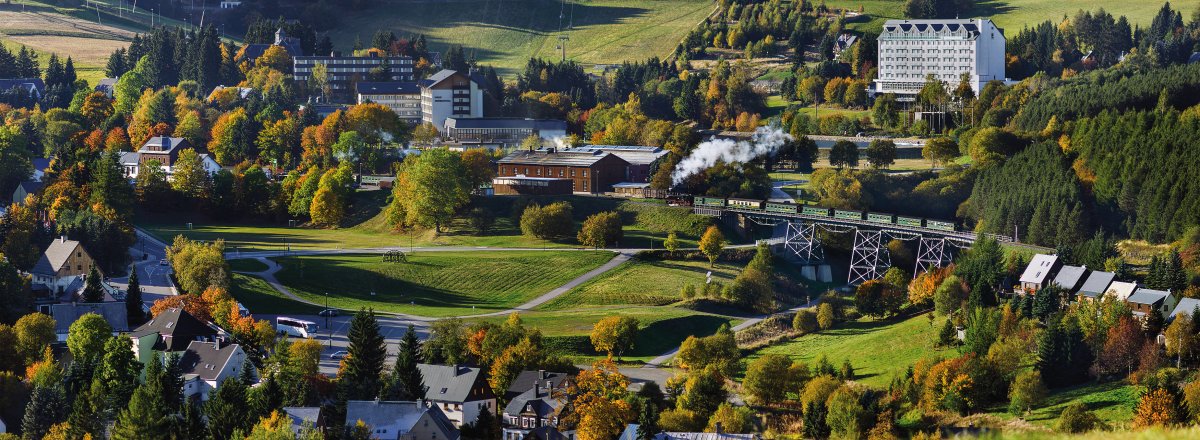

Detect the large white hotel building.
[{"left": 874, "top": 18, "right": 1006, "bottom": 100}]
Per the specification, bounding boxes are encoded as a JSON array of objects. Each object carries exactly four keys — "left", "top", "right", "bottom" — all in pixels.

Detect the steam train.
[{"left": 689, "top": 196, "right": 957, "bottom": 232}]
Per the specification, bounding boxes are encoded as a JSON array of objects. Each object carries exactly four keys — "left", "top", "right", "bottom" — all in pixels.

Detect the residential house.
[
  {"left": 283, "top": 407, "right": 325, "bottom": 435},
  {"left": 1126, "top": 288, "right": 1176, "bottom": 321},
  {"left": 30, "top": 237, "right": 98, "bottom": 299},
  {"left": 357, "top": 82, "right": 422, "bottom": 125},
  {"left": 30, "top": 157, "right": 52, "bottom": 182},
  {"left": 219, "top": 0, "right": 241, "bottom": 8},
  {"left": 120, "top": 136, "right": 221, "bottom": 179},
  {"left": 48, "top": 302, "right": 128, "bottom": 342},
  {"left": 1019, "top": 254, "right": 1061, "bottom": 292},
  {"left": 441, "top": 118, "right": 566, "bottom": 149},
  {"left": 0, "top": 78, "right": 46, "bottom": 100},
  {"left": 502, "top": 370, "right": 572, "bottom": 440},
  {"left": 619, "top": 424, "right": 760, "bottom": 440},
  {"left": 1103, "top": 281, "right": 1138, "bottom": 303},
  {"left": 1051, "top": 265, "right": 1088, "bottom": 294},
  {"left": 1169, "top": 297, "right": 1200, "bottom": 321},
  {"left": 420, "top": 70, "right": 484, "bottom": 129},
  {"left": 496, "top": 149, "right": 629, "bottom": 195},
  {"left": 178, "top": 340, "right": 255, "bottom": 401},
  {"left": 1076, "top": 270, "right": 1116, "bottom": 301},
  {"left": 521, "top": 427, "right": 570, "bottom": 440},
  {"left": 12, "top": 180, "right": 44, "bottom": 204},
  {"left": 128, "top": 308, "right": 225, "bottom": 367},
  {"left": 344, "top": 400, "right": 459, "bottom": 440},
  {"left": 95, "top": 78, "right": 118, "bottom": 97},
  {"left": 565, "top": 145, "right": 670, "bottom": 184},
  {"left": 417, "top": 364, "right": 497, "bottom": 427},
  {"left": 239, "top": 28, "right": 304, "bottom": 65}
]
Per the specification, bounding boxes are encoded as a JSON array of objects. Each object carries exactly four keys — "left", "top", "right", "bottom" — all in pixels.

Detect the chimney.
[
  {"left": 533, "top": 381, "right": 540, "bottom": 397},
  {"left": 714, "top": 422, "right": 723, "bottom": 434},
  {"left": 538, "top": 369, "right": 547, "bottom": 380},
  {"left": 60, "top": 235, "right": 66, "bottom": 243}
]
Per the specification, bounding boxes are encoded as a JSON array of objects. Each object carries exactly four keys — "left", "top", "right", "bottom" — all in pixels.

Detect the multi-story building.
[
  {"left": 294, "top": 53, "right": 415, "bottom": 102},
  {"left": 416, "top": 364, "right": 497, "bottom": 428},
  {"left": 496, "top": 148, "right": 629, "bottom": 194},
  {"left": 357, "top": 81, "right": 422, "bottom": 125},
  {"left": 442, "top": 117, "right": 567, "bottom": 149},
  {"left": 119, "top": 136, "right": 221, "bottom": 180},
  {"left": 874, "top": 18, "right": 1005, "bottom": 99},
  {"left": 420, "top": 70, "right": 483, "bottom": 130}
]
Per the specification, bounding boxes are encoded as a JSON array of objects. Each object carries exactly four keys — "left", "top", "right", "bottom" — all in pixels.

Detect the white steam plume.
[{"left": 671, "top": 126, "right": 793, "bottom": 186}]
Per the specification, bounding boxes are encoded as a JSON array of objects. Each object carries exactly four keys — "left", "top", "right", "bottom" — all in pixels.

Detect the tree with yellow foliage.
[
  {"left": 589, "top": 315, "right": 639, "bottom": 360},
  {"left": 565, "top": 360, "right": 634, "bottom": 440}
]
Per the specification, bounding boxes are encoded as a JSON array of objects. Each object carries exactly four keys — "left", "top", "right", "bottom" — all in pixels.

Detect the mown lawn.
[
  {"left": 229, "top": 273, "right": 323, "bottom": 315},
  {"left": 540, "top": 258, "right": 742, "bottom": 310},
  {"left": 228, "top": 258, "right": 269, "bottom": 273},
  {"left": 271, "top": 251, "right": 614, "bottom": 317},
  {"left": 472, "top": 305, "right": 741, "bottom": 362},
  {"left": 823, "top": 0, "right": 1200, "bottom": 32},
  {"left": 744, "top": 314, "right": 952, "bottom": 387},
  {"left": 326, "top": 0, "right": 715, "bottom": 74},
  {"left": 984, "top": 380, "right": 1141, "bottom": 430}
]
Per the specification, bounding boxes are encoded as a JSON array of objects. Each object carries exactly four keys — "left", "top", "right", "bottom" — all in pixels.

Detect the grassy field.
[
  {"left": 472, "top": 305, "right": 741, "bottom": 361},
  {"left": 228, "top": 258, "right": 269, "bottom": 273},
  {"left": 827, "top": 0, "right": 1200, "bottom": 32},
  {"left": 230, "top": 273, "right": 324, "bottom": 315},
  {"left": 744, "top": 313, "right": 951, "bottom": 388},
  {"left": 270, "top": 251, "right": 614, "bottom": 317},
  {"left": 0, "top": 3, "right": 138, "bottom": 84},
  {"left": 326, "top": 0, "right": 715, "bottom": 74},
  {"left": 540, "top": 257, "right": 742, "bottom": 310},
  {"left": 984, "top": 380, "right": 1141, "bottom": 429}
]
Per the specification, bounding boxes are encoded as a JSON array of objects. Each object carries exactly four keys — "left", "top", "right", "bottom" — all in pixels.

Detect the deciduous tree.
[
  {"left": 699, "top": 226, "right": 725, "bottom": 267},
  {"left": 590, "top": 315, "right": 639, "bottom": 360}
]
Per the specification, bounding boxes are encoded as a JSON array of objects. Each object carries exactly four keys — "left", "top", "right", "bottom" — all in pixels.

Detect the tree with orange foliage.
[
  {"left": 1133, "top": 387, "right": 1186, "bottom": 428},
  {"left": 105, "top": 127, "right": 131, "bottom": 152},
  {"left": 909, "top": 266, "right": 950, "bottom": 307},
  {"left": 564, "top": 360, "right": 634, "bottom": 440},
  {"left": 255, "top": 45, "right": 292, "bottom": 72},
  {"left": 150, "top": 294, "right": 213, "bottom": 322},
  {"left": 83, "top": 129, "right": 106, "bottom": 153},
  {"left": 209, "top": 108, "right": 254, "bottom": 165},
  {"left": 81, "top": 91, "right": 114, "bottom": 127}
]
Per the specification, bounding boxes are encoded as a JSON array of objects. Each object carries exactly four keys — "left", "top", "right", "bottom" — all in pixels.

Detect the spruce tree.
[
  {"left": 21, "top": 385, "right": 67, "bottom": 440},
  {"left": 205, "top": 376, "right": 250, "bottom": 440},
  {"left": 82, "top": 265, "right": 105, "bottom": 303},
  {"left": 803, "top": 400, "right": 830, "bottom": 439},
  {"left": 175, "top": 399, "right": 205, "bottom": 440},
  {"left": 339, "top": 308, "right": 387, "bottom": 401},
  {"left": 110, "top": 385, "right": 169, "bottom": 440},
  {"left": 16, "top": 46, "right": 39, "bottom": 78},
  {"left": 1167, "top": 250, "right": 1187, "bottom": 292},
  {"left": 126, "top": 267, "right": 145, "bottom": 326},
  {"left": 66, "top": 382, "right": 106, "bottom": 439},
  {"left": 635, "top": 401, "right": 660, "bottom": 440},
  {"left": 384, "top": 324, "right": 427, "bottom": 400}
]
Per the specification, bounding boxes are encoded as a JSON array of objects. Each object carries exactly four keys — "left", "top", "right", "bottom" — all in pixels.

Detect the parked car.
[
  {"left": 159, "top": 259, "right": 169, "bottom": 266},
  {"left": 330, "top": 351, "right": 348, "bottom": 360},
  {"left": 318, "top": 309, "right": 340, "bottom": 317}
]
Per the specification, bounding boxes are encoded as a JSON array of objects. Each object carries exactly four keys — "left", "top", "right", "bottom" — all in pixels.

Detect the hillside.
[
  {"left": 826, "top": 0, "right": 1200, "bottom": 32},
  {"left": 325, "top": 0, "right": 716, "bottom": 74}
]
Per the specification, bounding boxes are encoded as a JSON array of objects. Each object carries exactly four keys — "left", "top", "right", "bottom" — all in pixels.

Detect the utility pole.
[{"left": 558, "top": 35, "right": 569, "bottom": 62}]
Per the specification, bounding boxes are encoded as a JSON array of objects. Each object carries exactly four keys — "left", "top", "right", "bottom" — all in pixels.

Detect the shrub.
[
  {"left": 1057, "top": 401, "right": 1102, "bottom": 433},
  {"left": 817, "top": 303, "right": 836, "bottom": 330},
  {"left": 793, "top": 309, "right": 819, "bottom": 333}
]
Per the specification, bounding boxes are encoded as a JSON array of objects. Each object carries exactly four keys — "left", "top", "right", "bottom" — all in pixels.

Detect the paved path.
[{"left": 769, "top": 180, "right": 804, "bottom": 203}]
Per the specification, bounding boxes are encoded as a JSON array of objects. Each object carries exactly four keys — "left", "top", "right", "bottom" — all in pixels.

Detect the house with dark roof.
[
  {"left": 95, "top": 78, "right": 118, "bottom": 97},
  {"left": 129, "top": 308, "right": 225, "bottom": 366},
  {"left": 566, "top": 145, "right": 670, "bottom": 184},
  {"left": 344, "top": 400, "right": 459, "bottom": 440},
  {"left": 502, "top": 371, "right": 572, "bottom": 440},
  {"left": 496, "top": 149, "right": 629, "bottom": 195},
  {"left": 420, "top": 69, "right": 484, "bottom": 129},
  {"left": 1076, "top": 271, "right": 1116, "bottom": 301},
  {"left": 12, "top": 180, "right": 44, "bottom": 204},
  {"left": 1018, "top": 254, "right": 1060, "bottom": 292},
  {"left": 442, "top": 118, "right": 567, "bottom": 149},
  {"left": 1126, "top": 288, "right": 1176, "bottom": 321},
  {"left": 121, "top": 136, "right": 221, "bottom": 179},
  {"left": 48, "top": 303, "right": 128, "bottom": 342},
  {"left": 179, "top": 340, "right": 254, "bottom": 401},
  {"left": 417, "top": 364, "right": 497, "bottom": 427},
  {"left": 238, "top": 28, "right": 304, "bottom": 66},
  {"left": 357, "top": 81, "right": 423, "bottom": 124},
  {"left": 30, "top": 237, "right": 98, "bottom": 298},
  {"left": 30, "top": 157, "right": 52, "bottom": 182},
  {"left": 1051, "top": 265, "right": 1088, "bottom": 293},
  {"left": 283, "top": 407, "right": 325, "bottom": 435},
  {"left": 0, "top": 78, "right": 46, "bottom": 99}
]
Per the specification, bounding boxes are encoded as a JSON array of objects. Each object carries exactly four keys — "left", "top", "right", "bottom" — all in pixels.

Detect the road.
[{"left": 769, "top": 179, "right": 804, "bottom": 203}]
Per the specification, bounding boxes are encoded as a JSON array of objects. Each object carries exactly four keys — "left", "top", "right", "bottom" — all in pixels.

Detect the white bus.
[{"left": 276, "top": 317, "right": 318, "bottom": 338}]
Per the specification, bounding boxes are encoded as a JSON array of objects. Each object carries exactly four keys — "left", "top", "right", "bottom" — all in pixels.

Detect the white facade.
[
  {"left": 120, "top": 153, "right": 221, "bottom": 180},
  {"left": 875, "top": 19, "right": 1005, "bottom": 98},
  {"left": 360, "top": 92, "right": 422, "bottom": 124},
  {"left": 420, "top": 70, "right": 484, "bottom": 130},
  {"left": 433, "top": 399, "right": 493, "bottom": 428}
]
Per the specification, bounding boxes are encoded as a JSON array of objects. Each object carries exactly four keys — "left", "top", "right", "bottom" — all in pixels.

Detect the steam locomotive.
[{"left": 689, "top": 196, "right": 956, "bottom": 232}]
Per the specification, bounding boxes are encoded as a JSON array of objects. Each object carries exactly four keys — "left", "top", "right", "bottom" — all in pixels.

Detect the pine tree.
[
  {"left": 83, "top": 265, "right": 105, "bottom": 302},
  {"left": 1167, "top": 250, "right": 1187, "bottom": 293},
  {"left": 205, "top": 376, "right": 251, "bottom": 440},
  {"left": 67, "top": 381, "right": 106, "bottom": 439},
  {"left": 16, "top": 46, "right": 40, "bottom": 78},
  {"left": 22, "top": 385, "right": 67, "bottom": 440},
  {"left": 339, "top": 308, "right": 387, "bottom": 401},
  {"left": 635, "top": 401, "right": 660, "bottom": 440},
  {"left": 803, "top": 400, "right": 830, "bottom": 439},
  {"left": 126, "top": 267, "right": 145, "bottom": 326},
  {"left": 110, "top": 385, "right": 169, "bottom": 440},
  {"left": 385, "top": 324, "right": 427, "bottom": 400}
]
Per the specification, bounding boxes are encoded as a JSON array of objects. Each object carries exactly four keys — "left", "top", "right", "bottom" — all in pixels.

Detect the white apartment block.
[
  {"left": 356, "top": 82, "right": 423, "bottom": 125},
  {"left": 874, "top": 19, "right": 1005, "bottom": 99},
  {"left": 420, "top": 69, "right": 484, "bottom": 130}
]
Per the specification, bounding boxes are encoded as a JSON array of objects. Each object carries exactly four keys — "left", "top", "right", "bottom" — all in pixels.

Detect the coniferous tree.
[
  {"left": 384, "top": 324, "right": 427, "bottom": 400},
  {"left": 339, "top": 308, "right": 387, "bottom": 401},
  {"left": 803, "top": 400, "right": 831, "bottom": 439},
  {"left": 111, "top": 384, "right": 170, "bottom": 440},
  {"left": 82, "top": 265, "right": 105, "bottom": 303},
  {"left": 126, "top": 267, "right": 145, "bottom": 326},
  {"left": 205, "top": 375, "right": 251, "bottom": 440},
  {"left": 175, "top": 399, "right": 205, "bottom": 440},
  {"left": 66, "top": 382, "right": 106, "bottom": 439},
  {"left": 22, "top": 385, "right": 67, "bottom": 440},
  {"left": 15, "top": 46, "right": 39, "bottom": 78},
  {"left": 635, "top": 401, "right": 660, "bottom": 440}
]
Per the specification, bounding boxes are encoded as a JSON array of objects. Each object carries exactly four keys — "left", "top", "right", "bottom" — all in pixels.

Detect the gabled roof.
[
  {"left": 620, "top": 424, "right": 759, "bottom": 440},
  {"left": 505, "top": 370, "right": 571, "bottom": 400},
  {"left": 1104, "top": 281, "right": 1139, "bottom": 301},
  {"left": 139, "top": 136, "right": 190, "bottom": 154},
  {"left": 0, "top": 78, "right": 45, "bottom": 95},
  {"left": 49, "top": 302, "right": 129, "bottom": 335},
  {"left": 525, "top": 426, "right": 569, "bottom": 440},
  {"left": 420, "top": 69, "right": 462, "bottom": 87},
  {"left": 344, "top": 400, "right": 459, "bottom": 440},
  {"left": 31, "top": 238, "right": 84, "bottom": 276},
  {"left": 504, "top": 385, "right": 565, "bottom": 418},
  {"left": 498, "top": 149, "right": 627, "bottom": 168},
  {"left": 356, "top": 81, "right": 420, "bottom": 95},
  {"left": 130, "top": 308, "right": 221, "bottom": 351},
  {"left": 283, "top": 407, "right": 322, "bottom": 433},
  {"left": 15, "top": 180, "right": 44, "bottom": 195},
  {"left": 1170, "top": 297, "right": 1200, "bottom": 320},
  {"left": 178, "top": 340, "right": 243, "bottom": 382},
  {"left": 1127, "top": 288, "right": 1170, "bottom": 306},
  {"left": 1052, "top": 265, "right": 1088, "bottom": 291},
  {"left": 417, "top": 363, "right": 493, "bottom": 403},
  {"left": 1019, "top": 254, "right": 1059, "bottom": 285},
  {"left": 1078, "top": 271, "right": 1116, "bottom": 297}
]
